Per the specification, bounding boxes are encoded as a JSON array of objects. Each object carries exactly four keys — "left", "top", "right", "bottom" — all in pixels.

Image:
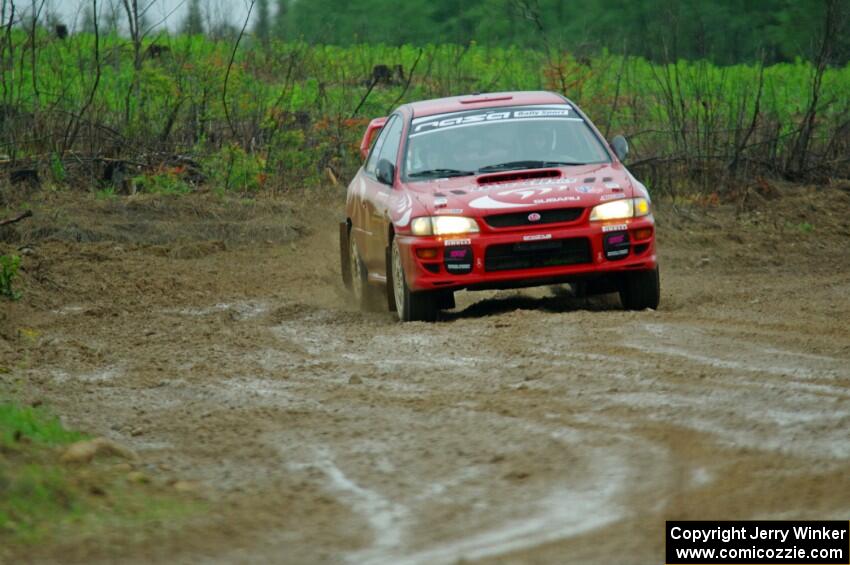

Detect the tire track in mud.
[
  {"left": 9, "top": 202, "right": 850, "bottom": 564},
  {"left": 238, "top": 296, "right": 847, "bottom": 564},
  {"left": 23, "top": 286, "right": 850, "bottom": 564}
]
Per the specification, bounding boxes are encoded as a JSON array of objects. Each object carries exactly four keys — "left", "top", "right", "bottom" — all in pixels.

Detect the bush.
[
  {"left": 0, "top": 404, "right": 85, "bottom": 448},
  {"left": 0, "top": 255, "right": 22, "bottom": 301},
  {"left": 202, "top": 145, "right": 266, "bottom": 193},
  {"left": 133, "top": 171, "right": 192, "bottom": 195}
]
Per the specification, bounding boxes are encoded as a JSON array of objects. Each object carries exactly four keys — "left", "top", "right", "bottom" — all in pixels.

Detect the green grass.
[
  {"left": 787, "top": 221, "right": 815, "bottom": 233},
  {"left": 0, "top": 401, "right": 199, "bottom": 554},
  {"left": 0, "top": 254, "right": 23, "bottom": 301},
  {"left": 94, "top": 187, "right": 118, "bottom": 200},
  {"left": 0, "top": 404, "right": 86, "bottom": 448}
]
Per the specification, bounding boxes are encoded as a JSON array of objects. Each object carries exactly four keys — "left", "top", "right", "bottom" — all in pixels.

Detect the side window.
[
  {"left": 365, "top": 116, "right": 397, "bottom": 176},
  {"left": 377, "top": 115, "right": 404, "bottom": 167}
]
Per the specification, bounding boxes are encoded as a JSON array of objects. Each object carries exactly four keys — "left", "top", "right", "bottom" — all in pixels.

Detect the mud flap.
[
  {"left": 340, "top": 222, "right": 351, "bottom": 289},
  {"left": 385, "top": 245, "right": 397, "bottom": 312}
]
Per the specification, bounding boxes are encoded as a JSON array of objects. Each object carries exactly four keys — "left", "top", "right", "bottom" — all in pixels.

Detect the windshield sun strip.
[{"left": 408, "top": 117, "right": 585, "bottom": 139}]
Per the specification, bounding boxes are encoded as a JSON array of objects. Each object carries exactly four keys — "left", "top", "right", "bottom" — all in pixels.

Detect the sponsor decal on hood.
[{"left": 469, "top": 184, "right": 579, "bottom": 209}]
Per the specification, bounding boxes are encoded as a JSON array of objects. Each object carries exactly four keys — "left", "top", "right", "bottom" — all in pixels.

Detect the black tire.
[
  {"left": 339, "top": 222, "right": 352, "bottom": 290},
  {"left": 619, "top": 266, "right": 660, "bottom": 310},
  {"left": 349, "top": 235, "right": 384, "bottom": 312},
  {"left": 390, "top": 238, "right": 438, "bottom": 322},
  {"left": 568, "top": 282, "right": 587, "bottom": 298},
  {"left": 437, "top": 291, "right": 455, "bottom": 311}
]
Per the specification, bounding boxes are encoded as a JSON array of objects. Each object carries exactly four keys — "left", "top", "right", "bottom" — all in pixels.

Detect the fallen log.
[{"left": 0, "top": 210, "right": 33, "bottom": 227}]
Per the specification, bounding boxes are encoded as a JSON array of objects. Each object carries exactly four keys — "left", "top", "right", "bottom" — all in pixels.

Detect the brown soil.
[{"left": 1, "top": 183, "right": 849, "bottom": 564}]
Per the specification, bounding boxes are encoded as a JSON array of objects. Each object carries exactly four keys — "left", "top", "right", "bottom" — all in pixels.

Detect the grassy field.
[{"left": 1, "top": 31, "right": 848, "bottom": 195}]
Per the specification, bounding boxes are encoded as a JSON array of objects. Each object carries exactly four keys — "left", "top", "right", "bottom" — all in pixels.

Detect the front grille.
[
  {"left": 484, "top": 207, "right": 584, "bottom": 228},
  {"left": 485, "top": 237, "right": 592, "bottom": 272}
]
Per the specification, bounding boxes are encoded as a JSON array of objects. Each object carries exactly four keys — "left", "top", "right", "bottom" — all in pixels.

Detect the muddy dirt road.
[{"left": 3, "top": 187, "right": 850, "bottom": 563}]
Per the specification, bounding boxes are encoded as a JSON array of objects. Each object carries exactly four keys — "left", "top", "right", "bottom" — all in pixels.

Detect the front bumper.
[{"left": 396, "top": 217, "right": 657, "bottom": 292}]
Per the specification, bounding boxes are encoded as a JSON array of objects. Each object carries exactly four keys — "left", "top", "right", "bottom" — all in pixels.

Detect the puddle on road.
[
  {"left": 603, "top": 388, "right": 850, "bottom": 459},
  {"left": 627, "top": 322, "right": 847, "bottom": 380},
  {"left": 51, "top": 305, "right": 87, "bottom": 315},
  {"left": 170, "top": 300, "right": 270, "bottom": 320},
  {"left": 276, "top": 409, "right": 656, "bottom": 565},
  {"left": 273, "top": 322, "right": 346, "bottom": 356},
  {"left": 370, "top": 486, "right": 622, "bottom": 565},
  {"left": 290, "top": 446, "right": 411, "bottom": 559},
  {"left": 50, "top": 366, "right": 123, "bottom": 383}
]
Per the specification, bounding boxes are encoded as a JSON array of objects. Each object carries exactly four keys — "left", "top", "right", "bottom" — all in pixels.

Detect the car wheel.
[
  {"left": 391, "top": 237, "right": 438, "bottom": 322},
  {"left": 437, "top": 291, "right": 455, "bottom": 311},
  {"left": 349, "top": 236, "right": 383, "bottom": 311},
  {"left": 339, "top": 222, "right": 352, "bottom": 290},
  {"left": 619, "top": 266, "right": 660, "bottom": 310}
]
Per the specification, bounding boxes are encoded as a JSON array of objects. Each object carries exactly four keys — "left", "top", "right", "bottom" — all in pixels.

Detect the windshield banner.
[{"left": 410, "top": 105, "right": 580, "bottom": 137}]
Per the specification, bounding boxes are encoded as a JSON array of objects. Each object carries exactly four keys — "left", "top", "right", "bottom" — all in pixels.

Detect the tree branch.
[{"left": 0, "top": 209, "right": 32, "bottom": 226}]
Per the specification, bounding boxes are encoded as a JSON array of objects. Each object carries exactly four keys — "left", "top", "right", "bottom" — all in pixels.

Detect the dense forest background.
[
  {"left": 62, "top": 0, "right": 850, "bottom": 65},
  {"left": 279, "top": 0, "right": 850, "bottom": 65}
]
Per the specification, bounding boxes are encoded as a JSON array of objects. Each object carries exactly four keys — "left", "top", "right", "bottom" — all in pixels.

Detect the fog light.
[
  {"left": 633, "top": 227, "right": 653, "bottom": 240},
  {"left": 416, "top": 248, "right": 440, "bottom": 259}
]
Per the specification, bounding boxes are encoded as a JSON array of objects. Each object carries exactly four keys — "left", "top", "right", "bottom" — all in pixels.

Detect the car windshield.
[{"left": 403, "top": 104, "right": 610, "bottom": 179}]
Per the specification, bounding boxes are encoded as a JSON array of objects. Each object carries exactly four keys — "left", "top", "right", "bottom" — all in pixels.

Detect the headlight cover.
[
  {"left": 589, "top": 198, "right": 650, "bottom": 221},
  {"left": 410, "top": 216, "right": 480, "bottom": 236}
]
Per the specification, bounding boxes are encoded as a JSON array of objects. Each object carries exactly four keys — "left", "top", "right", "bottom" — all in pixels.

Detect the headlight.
[
  {"left": 589, "top": 198, "right": 650, "bottom": 221},
  {"left": 410, "top": 216, "right": 480, "bottom": 236}
]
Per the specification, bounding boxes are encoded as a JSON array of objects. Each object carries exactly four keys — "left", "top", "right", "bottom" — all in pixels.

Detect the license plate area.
[
  {"left": 513, "top": 240, "right": 562, "bottom": 252},
  {"left": 485, "top": 237, "right": 592, "bottom": 272}
]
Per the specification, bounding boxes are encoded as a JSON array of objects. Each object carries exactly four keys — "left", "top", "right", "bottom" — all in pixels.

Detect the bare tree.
[
  {"left": 223, "top": 0, "right": 255, "bottom": 137},
  {"left": 253, "top": 0, "right": 269, "bottom": 43},
  {"left": 273, "top": 0, "right": 287, "bottom": 39},
  {"left": 183, "top": 0, "right": 203, "bottom": 34},
  {"left": 119, "top": 0, "right": 184, "bottom": 125},
  {"left": 787, "top": 0, "right": 846, "bottom": 177},
  {"left": 103, "top": 0, "right": 122, "bottom": 34},
  {"left": 1, "top": 0, "right": 18, "bottom": 157},
  {"left": 62, "top": 0, "right": 100, "bottom": 152},
  {"left": 120, "top": 0, "right": 149, "bottom": 71}
]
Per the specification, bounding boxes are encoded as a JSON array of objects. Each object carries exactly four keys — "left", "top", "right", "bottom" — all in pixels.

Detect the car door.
[
  {"left": 367, "top": 114, "right": 405, "bottom": 275},
  {"left": 361, "top": 114, "right": 403, "bottom": 276},
  {"left": 352, "top": 115, "right": 396, "bottom": 277}
]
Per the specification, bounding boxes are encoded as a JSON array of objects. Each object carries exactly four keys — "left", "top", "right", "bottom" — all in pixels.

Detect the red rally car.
[{"left": 340, "top": 91, "right": 659, "bottom": 322}]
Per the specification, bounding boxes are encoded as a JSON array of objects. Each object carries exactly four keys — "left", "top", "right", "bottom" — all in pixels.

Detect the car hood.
[{"left": 401, "top": 163, "right": 644, "bottom": 217}]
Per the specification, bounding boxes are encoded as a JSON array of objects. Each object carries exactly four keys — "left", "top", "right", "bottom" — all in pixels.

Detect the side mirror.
[
  {"left": 360, "top": 117, "right": 388, "bottom": 161},
  {"left": 376, "top": 159, "right": 395, "bottom": 186},
  {"left": 612, "top": 135, "right": 629, "bottom": 162}
]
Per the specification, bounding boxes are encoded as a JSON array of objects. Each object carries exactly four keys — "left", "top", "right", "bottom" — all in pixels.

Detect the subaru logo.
[{"left": 528, "top": 212, "right": 541, "bottom": 222}]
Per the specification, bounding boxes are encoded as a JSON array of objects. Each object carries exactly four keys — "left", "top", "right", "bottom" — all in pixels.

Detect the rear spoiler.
[{"left": 359, "top": 117, "right": 388, "bottom": 160}]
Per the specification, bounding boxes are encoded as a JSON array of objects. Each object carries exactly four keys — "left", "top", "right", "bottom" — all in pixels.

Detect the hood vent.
[
  {"left": 477, "top": 169, "right": 560, "bottom": 185},
  {"left": 450, "top": 189, "right": 466, "bottom": 195}
]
